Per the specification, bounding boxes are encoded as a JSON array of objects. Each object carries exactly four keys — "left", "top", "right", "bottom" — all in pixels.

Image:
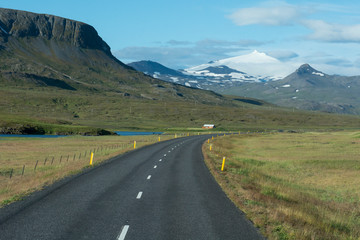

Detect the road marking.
[
  {"left": 147, "top": 175, "right": 151, "bottom": 180},
  {"left": 117, "top": 225, "right": 129, "bottom": 240},
  {"left": 164, "top": 154, "right": 167, "bottom": 157},
  {"left": 136, "top": 191, "right": 143, "bottom": 199},
  {"left": 168, "top": 151, "right": 171, "bottom": 153},
  {"left": 159, "top": 159, "right": 162, "bottom": 162},
  {"left": 154, "top": 165, "right": 157, "bottom": 168}
]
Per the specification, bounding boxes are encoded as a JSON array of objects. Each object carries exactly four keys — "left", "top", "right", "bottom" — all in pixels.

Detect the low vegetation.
[
  {"left": 0, "top": 134, "right": 174, "bottom": 206},
  {"left": 2, "top": 85, "right": 360, "bottom": 134},
  {"left": 203, "top": 131, "right": 360, "bottom": 239}
]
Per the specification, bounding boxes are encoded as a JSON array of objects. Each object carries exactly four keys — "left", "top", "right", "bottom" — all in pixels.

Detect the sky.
[{"left": 2, "top": 0, "right": 360, "bottom": 75}]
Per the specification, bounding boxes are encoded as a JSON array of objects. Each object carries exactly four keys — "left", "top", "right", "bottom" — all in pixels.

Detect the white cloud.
[
  {"left": 303, "top": 20, "right": 360, "bottom": 43},
  {"left": 228, "top": 4, "right": 302, "bottom": 26},
  {"left": 266, "top": 50, "right": 299, "bottom": 60}
]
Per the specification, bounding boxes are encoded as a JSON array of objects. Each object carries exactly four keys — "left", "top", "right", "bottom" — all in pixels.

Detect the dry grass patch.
[
  {"left": 203, "top": 131, "right": 360, "bottom": 239},
  {"left": 0, "top": 134, "right": 172, "bottom": 206}
]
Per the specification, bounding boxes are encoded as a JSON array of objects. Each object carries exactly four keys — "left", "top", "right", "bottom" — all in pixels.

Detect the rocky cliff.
[{"left": 0, "top": 8, "right": 110, "bottom": 53}]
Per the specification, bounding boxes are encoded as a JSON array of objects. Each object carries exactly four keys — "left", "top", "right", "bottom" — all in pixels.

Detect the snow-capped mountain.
[
  {"left": 221, "top": 64, "right": 360, "bottom": 115},
  {"left": 184, "top": 50, "right": 296, "bottom": 80},
  {"left": 127, "top": 51, "right": 289, "bottom": 91},
  {"left": 128, "top": 60, "right": 267, "bottom": 90}
]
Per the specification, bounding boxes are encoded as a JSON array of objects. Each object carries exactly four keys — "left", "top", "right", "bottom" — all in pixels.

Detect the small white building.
[{"left": 202, "top": 124, "right": 215, "bottom": 129}]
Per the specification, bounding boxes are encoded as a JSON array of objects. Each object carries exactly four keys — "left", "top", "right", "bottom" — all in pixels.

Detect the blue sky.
[{"left": 2, "top": 0, "right": 360, "bottom": 75}]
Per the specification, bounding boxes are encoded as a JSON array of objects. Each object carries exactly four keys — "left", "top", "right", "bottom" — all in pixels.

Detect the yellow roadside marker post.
[
  {"left": 221, "top": 157, "right": 226, "bottom": 171},
  {"left": 158, "top": 136, "right": 161, "bottom": 142},
  {"left": 208, "top": 139, "right": 210, "bottom": 144},
  {"left": 212, "top": 136, "right": 214, "bottom": 140},
  {"left": 134, "top": 141, "right": 136, "bottom": 149},
  {"left": 90, "top": 152, "right": 94, "bottom": 166},
  {"left": 210, "top": 144, "right": 212, "bottom": 151}
]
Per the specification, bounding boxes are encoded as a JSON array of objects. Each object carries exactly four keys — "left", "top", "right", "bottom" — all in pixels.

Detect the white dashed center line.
[
  {"left": 154, "top": 165, "right": 157, "bottom": 169},
  {"left": 147, "top": 175, "right": 151, "bottom": 180},
  {"left": 136, "top": 191, "right": 143, "bottom": 199},
  {"left": 159, "top": 159, "right": 162, "bottom": 162},
  {"left": 117, "top": 225, "right": 129, "bottom": 240},
  {"left": 164, "top": 154, "right": 167, "bottom": 157}
]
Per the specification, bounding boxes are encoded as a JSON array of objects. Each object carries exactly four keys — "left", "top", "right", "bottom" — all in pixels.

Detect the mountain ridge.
[
  {"left": 223, "top": 64, "right": 360, "bottom": 114},
  {"left": 128, "top": 59, "right": 360, "bottom": 115}
]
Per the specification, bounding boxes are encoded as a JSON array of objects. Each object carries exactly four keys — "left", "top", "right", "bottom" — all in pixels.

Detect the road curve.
[{"left": 0, "top": 135, "right": 264, "bottom": 240}]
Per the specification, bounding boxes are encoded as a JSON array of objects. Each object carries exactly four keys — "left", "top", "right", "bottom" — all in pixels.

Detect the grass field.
[
  {"left": 0, "top": 134, "right": 175, "bottom": 206},
  {"left": 2, "top": 86, "right": 360, "bottom": 135},
  {"left": 203, "top": 131, "right": 360, "bottom": 240}
]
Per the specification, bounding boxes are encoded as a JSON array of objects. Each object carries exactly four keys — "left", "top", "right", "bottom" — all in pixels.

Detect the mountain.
[
  {"left": 185, "top": 50, "right": 295, "bottom": 80},
  {"left": 130, "top": 58, "right": 360, "bottom": 115},
  {"left": 128, "top": 60, "right": 185, "bottom": 77},
  {"left": 127, "top": 60, "right": 273, "bottom": 91},
  {"left": 0, "top": 8, "right": 229, "bottom": 101},
  {"left": 221, "top": 64, "right": 360, "bottom": 114},
  {"left": 128, "top": 51, "right": 298, "bottom": 91}
]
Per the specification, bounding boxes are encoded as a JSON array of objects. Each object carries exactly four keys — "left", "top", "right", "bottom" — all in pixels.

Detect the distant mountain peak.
[
  {"left": 296, "top": 64, "right": 325, "bottom": 76},
  {"left": 217, "top": 50, "right": 280, "bottom": 65},
  {"left": 128, "top": 60, "right": 185, "bottom": 77}
]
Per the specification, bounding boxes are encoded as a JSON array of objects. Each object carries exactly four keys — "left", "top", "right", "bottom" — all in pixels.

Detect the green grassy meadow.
[
  {"left": 2, "top": 85, "right": 360, "bottom": 134},
  {"left": 203, "top": 131, "right": 360, "bottom": 239}
]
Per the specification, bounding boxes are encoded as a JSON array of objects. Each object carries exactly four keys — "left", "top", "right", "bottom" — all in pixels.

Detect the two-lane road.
[{"left": 0, "top": 135, "right": 264, "bottom": 240}]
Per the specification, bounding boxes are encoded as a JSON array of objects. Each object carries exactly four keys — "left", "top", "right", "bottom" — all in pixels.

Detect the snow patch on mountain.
[{"left": 312, "top": 72, "right": 324, "bottom": 77}]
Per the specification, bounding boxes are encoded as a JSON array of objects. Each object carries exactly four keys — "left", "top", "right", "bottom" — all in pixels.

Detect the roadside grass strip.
[{"left": 203, "top": 131, "right": 360, "bottom": 240}]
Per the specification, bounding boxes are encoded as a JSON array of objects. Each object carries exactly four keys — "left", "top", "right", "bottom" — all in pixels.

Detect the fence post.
[
  {"left": 44, "top": 157, "right": 47, "bottom": 165},
  {"left": 22, "top": 165, "right": 25, "bottom": 176},
  {"left": 34, "top": 160, "right": 39, "bottom": 171},
  {"left": 9, "top": 168, "right": 13, "bottom": 179}
]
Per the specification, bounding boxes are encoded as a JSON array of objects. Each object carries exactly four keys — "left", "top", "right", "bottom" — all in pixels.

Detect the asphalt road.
[{"left": 0, "top": 135, "right": 264, "bottom": 240}]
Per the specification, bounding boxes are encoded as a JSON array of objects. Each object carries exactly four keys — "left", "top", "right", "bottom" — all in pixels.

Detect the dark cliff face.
[{"left": 0, "top": 8, "right": 110, "bottom": 53}]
